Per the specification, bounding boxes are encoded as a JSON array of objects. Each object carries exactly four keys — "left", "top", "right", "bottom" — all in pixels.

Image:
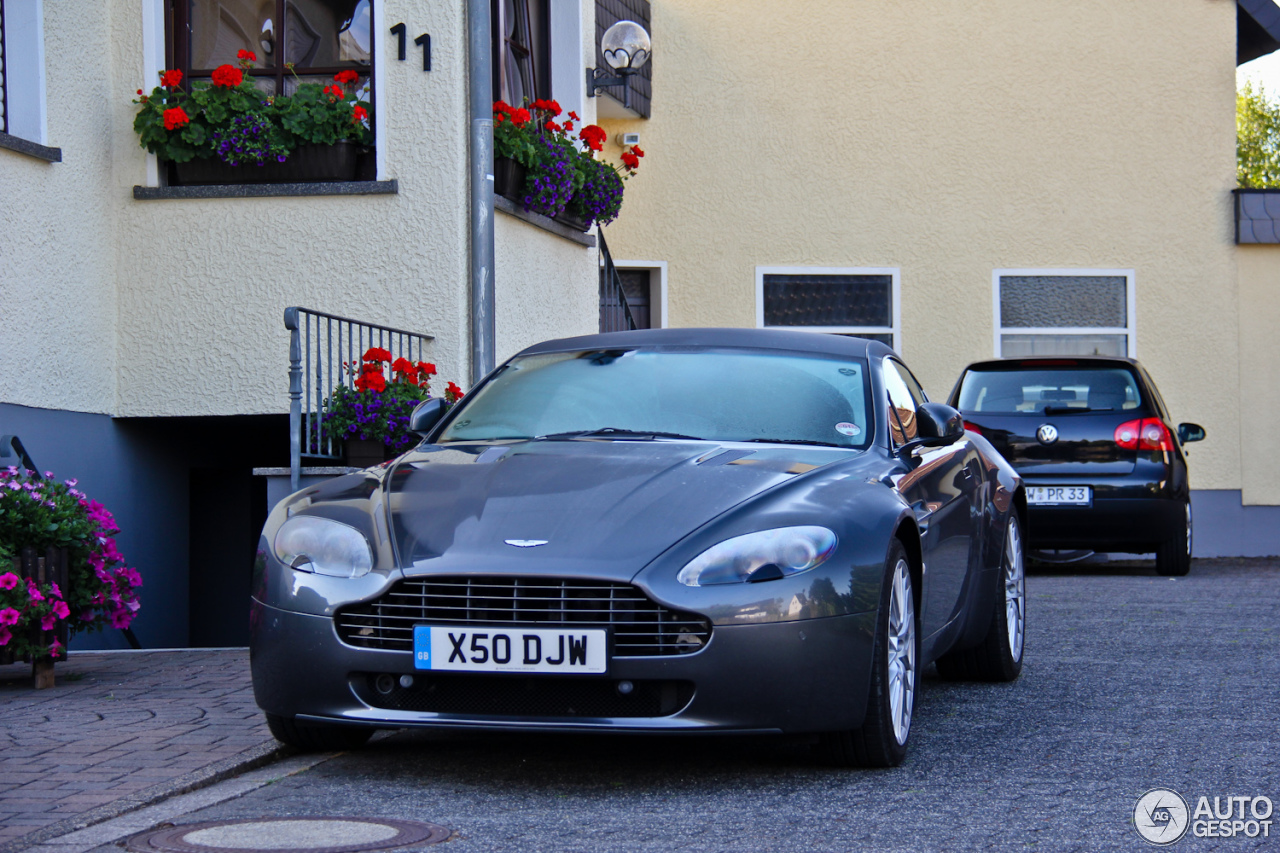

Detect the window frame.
[
  {"left": 492, "top": 0, "right": 550, "bottom": 106},
  {"left": 755, "top": 266, "right": 902, "bottom": 352},
  {"left": 166, "top": 0, "right": 375, "bottom": 100},
  {"left": 992, "top": 268, "right": 1137, "bottom": 359},
  {"left": 0, "top": 0, "right": 49, "bottom": 145}
]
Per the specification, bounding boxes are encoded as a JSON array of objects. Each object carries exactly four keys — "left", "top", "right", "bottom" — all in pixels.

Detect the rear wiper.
[
  {"left": 537, "top": 427, "right": 704, "bottom": 441},
  {"left": 741, "top": 438, "right": 844, "bottom": 448},
  {"left": 1043, "top": 406, "right": 1114, "bottom": 415}
]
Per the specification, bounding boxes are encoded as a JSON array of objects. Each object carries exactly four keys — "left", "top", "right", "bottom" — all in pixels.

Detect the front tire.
[
  {"left": 936, "top": 513, "right": 1025, "bottom": 682},
  {"left": 265, "top": 713, "right": 374, "bottom": 752},
  {"left": 818, "top": 539, "right": 917, "bottom": 768},
  {"left": 1155, "top": 501, "right": 1192, "bottom": 577}
]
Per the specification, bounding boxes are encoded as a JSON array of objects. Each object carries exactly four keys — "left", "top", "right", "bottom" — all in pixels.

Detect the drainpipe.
[{"left": 468, "top": 0, "right": 496, "bottom": 384}]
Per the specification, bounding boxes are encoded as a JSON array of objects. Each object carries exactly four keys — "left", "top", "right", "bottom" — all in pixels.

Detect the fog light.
[
  {"left": 399, "top": 675, "right": 415, "bottom": 688},
  {"left": 375, "top": 674, "right": 396, "bottom": 695},
  {"left": 616, "top": 680, "right": 634, "bottom": 695}
]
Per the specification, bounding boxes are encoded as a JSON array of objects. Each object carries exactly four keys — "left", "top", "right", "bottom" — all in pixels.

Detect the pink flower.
[
  {"left": 0, "top": 572, "right": 18, "bottom": 590},
  {"left": 50, "top": 583, "right": 62, "bottom": 598},
  {"left": 0, "top": 627, "right": 10, "bottom": 646},
  {"left": 0, "top": 608, "right": 20, "bottom": 626},
  {"left": 41, "top": 614, "right": 57, "bottom": 631},
  {"left": 66, "top": 478, "right": 78, "bottom": 487},
  {"left": 50, "top": 639, "right": 64, "bottom": 657},
  {"left": 109, "top": 610, "right": 133, "bottom": 629},
  {"left": 53, "top": 601, "right": 70, "bottom": 619},
  {"left": 27, "top": 583, "right": 45, "bottom": 603}
]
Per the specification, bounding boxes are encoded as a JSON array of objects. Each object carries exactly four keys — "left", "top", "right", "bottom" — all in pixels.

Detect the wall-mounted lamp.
[{"left": 586, "top": 20, "right": 651, "bottom": 111}]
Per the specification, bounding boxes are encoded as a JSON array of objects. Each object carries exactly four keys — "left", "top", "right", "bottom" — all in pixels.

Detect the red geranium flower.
[
  {"left": 579, "top": 124, "right": 607, "bottom": 152},
  {"left": 493, "top": 100, "right": 513, "bottom": 115},
  {"left": 353, "top": 105, "right": 369, "bottom": 123},
  {"left": 323, "top": 84, "right": 344, "bottom": 99},
  {"left": 163, "top": 107, "right": 190, "bottom": 131},
  {"left": 136, "top": 89, "right": 144, "bottom": 95},
  {"left": 545, "top": 120, "right": 562, "bottom": 132},
  {"left": 210, "top": 64, "right": 243, "bottom": 88},
  {"left": 160, "top": 69, "right": 183, "bottom": 88},
  {"left": 237, "top": 48, "right": 257, "bottom": 62},
  {"left": 530, "top": 98, "right": 562, "bottom": 116},
  {"left": 631, "top": 145, "right": 645, "bottom": 158},
  {"left": 363, "top": 347, "right": 393, "bottom": 363},
  {"left": 621, "top": 151, "right": 639, "bottom": 170},
  {"left": 416, "top": 361, "right": 438, "bottom": 377},
  {"left": 568, "top": 111, "right": 580, "bottom": 121},
  {"left": 334, "top": 70, "right": 360, "bottom": 85},
  {"left": 510, "top": 108, "right": 531, "bottom": 126},
  {"left": 445, "top": 382, "right": 464, "bottom": 402}
]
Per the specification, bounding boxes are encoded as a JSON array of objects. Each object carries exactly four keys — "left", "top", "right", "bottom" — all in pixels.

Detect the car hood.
[{"left": 384, "top": 439, "right": 855, "bottom": 580}]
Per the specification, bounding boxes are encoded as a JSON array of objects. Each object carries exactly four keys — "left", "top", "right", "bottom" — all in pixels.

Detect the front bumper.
[{"left": 250, "top": 599, "right": 876, "bottom": 734}]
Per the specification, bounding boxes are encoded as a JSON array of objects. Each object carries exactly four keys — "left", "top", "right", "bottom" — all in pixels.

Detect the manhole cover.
[{"left": 125, "top": 817, "right": 450, "bottom": 853}]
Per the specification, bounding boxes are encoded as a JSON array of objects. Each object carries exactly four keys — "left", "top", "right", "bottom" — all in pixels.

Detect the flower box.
[
  {"left": 170, "top": 142, "right": 364, "bottom": 186},
  {"left": 344, "top": 439, "right": 392, "bottom": 469},
  {"left": 494, "top": 157, "right": 526, "bottom": 203},
  {"left": 554, "top": 203, "right": 591, "bottom": 232}
]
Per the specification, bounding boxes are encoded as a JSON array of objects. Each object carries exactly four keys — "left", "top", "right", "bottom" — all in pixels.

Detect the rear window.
[{"left": 956, "top": 367, "right": 1142, "bottom": 414}]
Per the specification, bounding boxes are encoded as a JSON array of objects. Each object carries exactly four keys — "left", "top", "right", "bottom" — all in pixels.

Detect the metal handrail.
[
  {"left": 286, "top": 307, "right": 435, "bottom": 491},
  {"left": 598, "top": 231, "right": 639, "bottom": 333}
]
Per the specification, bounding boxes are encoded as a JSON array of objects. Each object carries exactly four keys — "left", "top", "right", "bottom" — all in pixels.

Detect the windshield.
[
  {"left": 956, "top": 367, "right": 1143, "bottom": 414},
  {"left": 438, "top": 348, "right": 873, "bottom": 448}
]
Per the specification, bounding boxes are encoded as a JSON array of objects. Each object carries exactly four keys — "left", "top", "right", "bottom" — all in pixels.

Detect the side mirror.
[
  {"left": 897, "top": 403, "right": 965, "bottom": 456},
  {"left": 917, "top": 402, "right": 965, "bottom": 443},
  {"left": 409, "top": 398, "right": 450, "bottom": 436},
  {"left": 1177, "top": 423, "right": 1206, "bottom": 444}
]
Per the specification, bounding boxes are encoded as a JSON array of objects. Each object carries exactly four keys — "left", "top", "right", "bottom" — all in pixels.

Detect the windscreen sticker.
[{"left": 835, "top": 422, "right": 861, "bottom": 437}]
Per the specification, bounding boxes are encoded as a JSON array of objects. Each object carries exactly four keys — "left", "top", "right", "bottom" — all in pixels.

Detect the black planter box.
[
  {"left": 494, "top": 157, "right": 527, "bottom": 202},
  {"left": 170, "top": 142, "right": 365, "bottom": 186}
]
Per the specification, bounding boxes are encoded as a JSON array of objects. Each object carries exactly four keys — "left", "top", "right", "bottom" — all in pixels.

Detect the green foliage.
[
  {"left": 1238, "top": 81, "right": 1280, "bottom": 188},
  {"left": 275, "top": 83, "right": 373, "bottom": 148}
]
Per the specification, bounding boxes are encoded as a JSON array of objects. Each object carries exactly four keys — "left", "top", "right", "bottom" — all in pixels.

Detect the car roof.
[
  {"left": 518, "top": 327, "right": 895, "bottom": 360},
  {"left": 960, "top": 356, "right": 1141, "bottom": 372}
]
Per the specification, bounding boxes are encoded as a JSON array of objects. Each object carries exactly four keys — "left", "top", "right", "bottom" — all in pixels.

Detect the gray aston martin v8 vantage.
[{"left": 251, "top": 329, "right": 1026, "bottom": 766}]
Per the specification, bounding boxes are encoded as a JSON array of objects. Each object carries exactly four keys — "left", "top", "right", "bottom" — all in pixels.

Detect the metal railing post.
[{"left": 285, "top": 308, "right": 302, "bottom": 493}]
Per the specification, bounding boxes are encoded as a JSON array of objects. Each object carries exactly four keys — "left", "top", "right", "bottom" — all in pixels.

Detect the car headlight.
[
  {"left": 272, "top": 516, "right": 374, "bottom": 578},
  {"left": 676, "top": 526, "right": 838, "bottom": 587}
]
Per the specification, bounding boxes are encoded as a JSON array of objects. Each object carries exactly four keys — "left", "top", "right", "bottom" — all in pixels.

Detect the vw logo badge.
[{"left": 1036, "top": 424, "right": 1058, "bottom": 445}]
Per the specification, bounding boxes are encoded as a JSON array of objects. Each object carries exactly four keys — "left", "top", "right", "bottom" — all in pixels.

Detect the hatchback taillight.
[{"left": 1114, "top": 418, "right": 1174, "bottom": 452}]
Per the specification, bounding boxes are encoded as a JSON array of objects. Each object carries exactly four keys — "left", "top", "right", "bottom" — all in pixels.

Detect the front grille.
[
  {"left": 335, "top": 576, "right": 711, "bottom": 657},
  {"left": 361, "top": 674, "right": 695, "bottom": 718}
]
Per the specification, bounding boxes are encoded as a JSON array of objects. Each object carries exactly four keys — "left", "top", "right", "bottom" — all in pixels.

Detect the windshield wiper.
[
  {"left": 537, "top": 427, "right": 704, "bottom": 441},
  {"left": 1043, "top": 406, "right": 1113, "bottom": 415},
  {"left": 741, "top": 438, "right": 845, "bottom": 448}
]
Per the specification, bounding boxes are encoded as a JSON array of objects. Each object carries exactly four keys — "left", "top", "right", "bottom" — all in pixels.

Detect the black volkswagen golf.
[{"left": 948, "top": 357, "right": 1204, "bottom": 575}]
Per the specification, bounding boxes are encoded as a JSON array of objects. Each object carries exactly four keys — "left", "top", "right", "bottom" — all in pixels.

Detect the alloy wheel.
[
  {"left": 1005, "top": 520, "right": 1025, "bottom": 663},
  {"left": 887, "top": 558, "right": 916, "bottom": 746}
]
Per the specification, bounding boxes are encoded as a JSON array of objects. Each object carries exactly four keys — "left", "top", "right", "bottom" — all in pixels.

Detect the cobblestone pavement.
[
  {"left": 0, "top": 650, "right": 275, "bottom": 850},
  {"left": 99, "top": 558, "right": 1279, "bottom": 852}
]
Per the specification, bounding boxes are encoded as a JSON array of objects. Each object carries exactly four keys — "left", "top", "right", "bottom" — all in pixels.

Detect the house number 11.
[{"left": 391, "top": 23, "right": 431, "bottom": 71}]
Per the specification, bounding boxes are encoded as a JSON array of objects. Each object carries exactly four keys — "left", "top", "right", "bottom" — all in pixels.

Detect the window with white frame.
[
  {"left": 1, "top": 0, "right": 49, "bottom": 143},
  {"left": 756, "top": 267, "right": 900, "bottom": 351},
  {"left": 993, "top": 270, "right": 1136, "bottom": 358}
]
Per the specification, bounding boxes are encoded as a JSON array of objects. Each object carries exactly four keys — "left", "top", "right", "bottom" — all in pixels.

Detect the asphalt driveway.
[{"left": 87, "top": 557, "right": 1278, "bottom": 852}]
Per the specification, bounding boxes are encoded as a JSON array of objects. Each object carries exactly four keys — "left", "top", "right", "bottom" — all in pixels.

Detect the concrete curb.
[{"left": 0, "top": 740, "right": 290, "bottom": 853}]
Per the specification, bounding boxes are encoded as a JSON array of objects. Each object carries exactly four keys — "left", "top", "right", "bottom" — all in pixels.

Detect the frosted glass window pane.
[
  {"left": 1000, "top": 276, "right": 1126, "bottom": 328},
  {"left": 1000, "top": 334, "right": 1127, "bottom": 358},
  {"left": 764, "top": 275, "right": 892, "bottom": 327},
  {"left": 191, "top": 1, "right": 277, "bottom": 69}
]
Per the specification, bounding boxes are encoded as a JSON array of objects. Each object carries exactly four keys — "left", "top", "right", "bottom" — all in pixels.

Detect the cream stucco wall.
[
  {"left": 1237, "top": 246, "right": 1280, "bottom": 505},
  {"left": 0, "top": 0, "right": 120, "bottom": 415},
  {"left": 601, "top": 0, "right": 1244, "bottom": 492},
  {"left": 1, "top": 0, "right": 599, "bottom": 419}
]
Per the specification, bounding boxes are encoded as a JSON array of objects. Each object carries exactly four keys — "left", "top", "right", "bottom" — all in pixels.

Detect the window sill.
[
  {"left": 132, "top": 179, "right": 398, "bottom": 201},
  {"left": 495, "top": 196, "right": 597, "bottom": 247},
  {"left": 0, "top": 132, "right": 62, "bottom": 163}
]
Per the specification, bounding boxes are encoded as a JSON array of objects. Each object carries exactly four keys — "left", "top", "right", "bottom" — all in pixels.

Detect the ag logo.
[
  {"left": 1036, "top": 424, "right": 1058, "bottom": 445},
  {"left": 1134, "top": 788, "right": 1190, "bottom": 845}
]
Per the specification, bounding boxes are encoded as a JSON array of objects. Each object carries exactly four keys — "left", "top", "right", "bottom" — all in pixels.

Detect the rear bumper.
[
  {"left": 1023, "top": 474, "right": 1185, "bottom": 551},
  {"left": 250, "top": 599, "right": 877, "bottom": 734}
]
